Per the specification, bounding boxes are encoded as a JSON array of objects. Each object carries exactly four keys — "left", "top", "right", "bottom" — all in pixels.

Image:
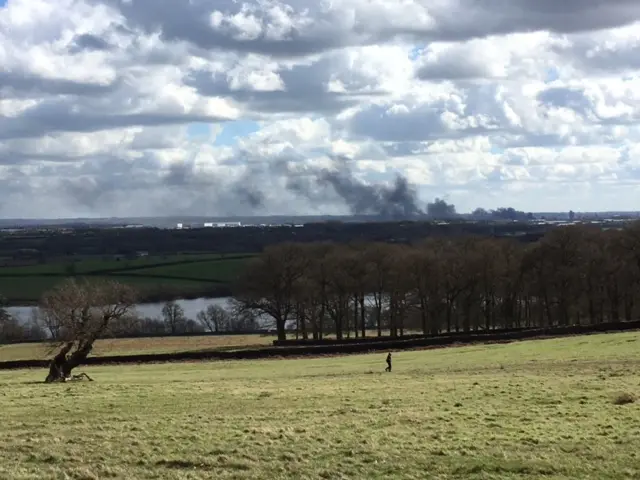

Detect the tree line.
[
  {"left": 0, "top": 298, "right": 260, "bottom": 344},
  {"left": 233, "top": 223, "right": 640, "bottom": 341}
]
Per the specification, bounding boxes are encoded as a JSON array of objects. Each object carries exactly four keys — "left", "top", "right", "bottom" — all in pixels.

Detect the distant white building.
[{"left": 202, "top": 222, "right": 242, "bottom": 228}]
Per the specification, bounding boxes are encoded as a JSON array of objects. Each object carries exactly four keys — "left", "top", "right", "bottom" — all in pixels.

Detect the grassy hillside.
[
  {"left": 1, "top": 332, "right": 639, "bottom": 479},
  {"left": 0, "top": 253, "right": 254, "bottom": 303}
]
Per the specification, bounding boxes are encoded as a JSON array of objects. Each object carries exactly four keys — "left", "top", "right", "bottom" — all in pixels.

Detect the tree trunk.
[
  {"left": 275, "top": 314, "right": 287, "bottom": 341},
  {"left": 300, "top": 309, "right": 308, "bottom": 340},
  {"left": 360, "top": 296, "right": 366, "bottom": 338},
  {"left": 45, "top": 341, "right": 93, "bottom": 383},
  {"left": 353, "top": 297, "right": 359, "bottom": 338}
]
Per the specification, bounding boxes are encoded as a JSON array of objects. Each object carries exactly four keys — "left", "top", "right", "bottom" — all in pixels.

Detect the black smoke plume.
[
  {"left": 280, "top": 157, "right": 425, "bottom": 218},
  {"left": 319, "top": 169, "right": 423, "bottom": 217}
]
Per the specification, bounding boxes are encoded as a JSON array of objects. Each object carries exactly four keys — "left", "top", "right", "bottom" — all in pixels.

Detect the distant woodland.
[{"left": 0, "top": 220, "right": 554, "bottom": 261}]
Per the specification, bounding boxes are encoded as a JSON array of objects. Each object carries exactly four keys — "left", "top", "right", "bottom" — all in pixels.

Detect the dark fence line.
[
  {"left": 273, "top": 325, "right": 558, "bottom": 346},
  {"left": 1, "top": 319, "right": 639, "bottom": 371},
  {"left": 105, "top": 329, "right": 276, "bottom": 339},
  {"left": 0, "top": 254, "right": 253, "bottom": 277},
  {"left": 102, "top": 273, "right": 225, "bottom": 283}
]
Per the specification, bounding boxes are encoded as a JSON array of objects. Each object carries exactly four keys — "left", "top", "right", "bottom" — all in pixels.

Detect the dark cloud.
[
  {"left": 536, "top": 86, "right": 640, "bottom": 125},
  {"left": 69, "top": 33, "right": 113, "bottom": 53},
  {"left": 416, "top": 64, "right": 489, "bottom": 82},
  {"left": 431, "top": 0, "right": 640, "bottom": 41},
  {"left": 185, "top": 54, "right": 385, "bottom": 114},
  {"left": 555, "top": 40, "right": 640, "bottom": 73},
  {"left": 0, "top": 98, "right": 229, "bottom": 140},
  {"left": 94, "top": 0, "right": 352, "bottom": 58},
  {"left": 94, "top": 0, "right": 640, "bottom": 58},
  {"left": 0, "top": 71, "right": 119, "bottom": 97},
  {"left": 537, "top": 87, "right": 592, "bottom": 112},
  {"left": 347, "top": 101, "right": 499, "bottom": 142},
  {"left": 415, "top": 55, "right": 493, "bottom": 82}
]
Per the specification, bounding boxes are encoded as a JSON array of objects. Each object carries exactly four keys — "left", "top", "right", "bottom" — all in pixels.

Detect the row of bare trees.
[
  {"left": 0, "top": 298, "right": 262, "bottom": 345},
  {"left": 234, "top": 223, "right": 640, "bottom": 341}
]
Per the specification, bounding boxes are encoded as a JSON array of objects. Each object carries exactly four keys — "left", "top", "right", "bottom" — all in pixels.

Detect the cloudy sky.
[{"left": 1, "top": 0, "right": 640, "bottom": 218}]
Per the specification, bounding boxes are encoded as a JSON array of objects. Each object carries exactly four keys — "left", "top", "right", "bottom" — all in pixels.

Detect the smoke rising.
[
  {"left": 319, "top": 169, "right": 424, "bottom": 217},
  {"left": 58, "top": 149, "right": 455, "bottom": 219},
  {"left": 278, "top": 157, "right": 425, "bottom": 218}
]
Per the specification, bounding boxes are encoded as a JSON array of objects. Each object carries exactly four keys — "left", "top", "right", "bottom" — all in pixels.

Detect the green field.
[
  {"left": 0, "top": 254, "right": 254, "bottom": 303},
  {"left": 123, "top": 258, "right": 246, "bottom": 282},
  {"left": 1, "top": 332, "right": 639, "bottom": 479}
]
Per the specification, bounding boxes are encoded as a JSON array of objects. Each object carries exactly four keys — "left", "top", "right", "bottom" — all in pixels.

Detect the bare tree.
[
  {"left": 196, "top": 304, "right": 230, "bottom": 333},
  {"left": 228, "top": 309, "right": 260, "bottom": 332},
  {"left": 31, "top": 306, "right": 62, "bottom": 340},
  {"left": 40, "top": 279, "right": 137, "bottom": 383},
  {"left": 238, "top": 219, "right": 640, "bottom": 341},
  {"left": 0, "top": 296, "right": 19, "bottom": 342},
  {"left": 162, "top": 301, "right": 186, "bottom": 334},
  {"left": 323, "top": 247, "right": 354, "bottom": 340},
  {"left": 233, "top": 243, "right": 309, "bottom": 341},
  {"left": 0, "top": 295, "right": 8, "bottom": 324},
  {"left": 362, "top": 243, "right": 394, "bottom": 337}
]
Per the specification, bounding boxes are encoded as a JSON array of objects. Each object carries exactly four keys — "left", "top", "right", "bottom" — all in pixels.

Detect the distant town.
[{"left": 0, "top": 209, "right": 639, "bottom": 232}]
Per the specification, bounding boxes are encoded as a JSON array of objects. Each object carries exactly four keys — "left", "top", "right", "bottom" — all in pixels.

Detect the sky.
[{"left": 2, "top": 0, "right": 640, "bottom": 218}]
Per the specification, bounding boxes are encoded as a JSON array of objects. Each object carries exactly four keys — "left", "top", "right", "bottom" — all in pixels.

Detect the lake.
[{"left": 7, "top": 297, "right": 234, "bottom": 322}]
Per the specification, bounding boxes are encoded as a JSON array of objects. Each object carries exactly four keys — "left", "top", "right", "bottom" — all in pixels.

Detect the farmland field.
[
  {"left": 122, "top": 257, "right": 249, "bottom": 282},
  {"left": 1, "top": 332, "right": 639, "bottom": 479},
  {"left": 0, "top": 253, "right": 254, "bottom": 303}
]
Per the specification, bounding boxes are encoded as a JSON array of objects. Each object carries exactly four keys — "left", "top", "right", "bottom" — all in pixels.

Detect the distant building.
[{"left": 202, "top": 222, "right": 242, "bottom": 228}]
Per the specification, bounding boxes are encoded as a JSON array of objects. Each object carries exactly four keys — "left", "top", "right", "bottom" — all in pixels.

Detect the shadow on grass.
[
  {"left": 187, "top": 345, "right": 270, "bottom": 354},
  {"left": 156, "top": 459, "right": 212, "bottom": 470}
]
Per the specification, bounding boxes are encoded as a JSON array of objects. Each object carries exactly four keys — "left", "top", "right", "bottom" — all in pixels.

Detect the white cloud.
[{"left": 1, "top": 0, "right": 640, "bottom": 218}]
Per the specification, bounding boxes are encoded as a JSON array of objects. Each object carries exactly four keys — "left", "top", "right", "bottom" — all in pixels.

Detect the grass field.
[
  {"left": 0, "top": 253, "right": 254, "bottom": 303},
  {"left": 1, "top": 332, "right": 639, "bottom": 479},
  {"left": 0, "top": 330, "right": 422, "bottom": 362},
  {"left": 0, "top": 334, "right": 277, "bottom": 362}
]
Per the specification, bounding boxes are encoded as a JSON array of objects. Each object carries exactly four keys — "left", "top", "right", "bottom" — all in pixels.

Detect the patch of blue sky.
[
  {"left": 214, "top": 120, "right": 261, "bottom": 146},
  {"left": 408, "top": 45, "right": 425, "bottom": 61},
  {"left": 187, "top": 120, "right": 262, "bottom": 146},
  {"left": 545, "top": 67, "right": 559, "bottom": 83}
]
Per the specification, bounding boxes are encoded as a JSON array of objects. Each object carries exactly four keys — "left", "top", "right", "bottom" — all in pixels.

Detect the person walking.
[{"left": 385, "top": 352, "right": 392, "bottom": 372}]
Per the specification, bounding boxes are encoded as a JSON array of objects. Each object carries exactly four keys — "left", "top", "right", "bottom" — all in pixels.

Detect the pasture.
[
  {"left": 0, "top": 253, "right": 254, "bottom": 303},
  {"left": 1, "top": 332, "right": 639, "bottom": 479},
  {"left": 0, "top": 334, "right": 278, "bottom": 362}
]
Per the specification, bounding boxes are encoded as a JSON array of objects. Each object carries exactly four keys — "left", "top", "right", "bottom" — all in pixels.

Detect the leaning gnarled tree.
[{"left": 40, "top": 278, "right": 137, "bottom": 383}]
